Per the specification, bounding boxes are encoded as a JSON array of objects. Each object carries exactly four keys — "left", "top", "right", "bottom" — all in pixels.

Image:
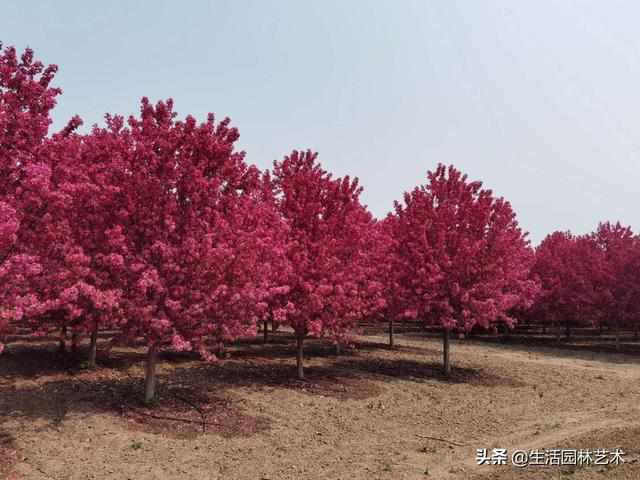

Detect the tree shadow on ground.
[
  {"left": 0, "top": 344, "right": 83, "bottom": 380},
  {"left": 0, "top": 341, "right": 152, "bottom": 381},
  {"left": 180, "top": 359, "right": 381, "bottom": 400},
  {"left": 360, "top": 326, "right": 640, "bottom": 364},
  {"left": 227, "top": 333, "right": 433, "bottom": 362},
  {"left": 467, "top": 331, "right": 640, "bottom": 359},
  {"left": 332, "top": 357, "right": 526, "bottom": 387},
  {"left": 0, "top": 334, "right": 523, "bottom": 441},
  {"left": 0, "top": 366, "right": 269, "bottom": 439},
  {"left": 0, "top": 340, "right": 391, "bottom": 440},
  {"left": 0, "top": 336, "right": 210, "bottom": 381}
]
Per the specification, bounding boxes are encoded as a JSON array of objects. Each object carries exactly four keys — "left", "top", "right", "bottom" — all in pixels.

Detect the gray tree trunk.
[
  {"left": 71, "top": 332, "right": 78, "bottom": 355},
  {"left": 144, "top": 345, "right": 159, "bottom": 403},
  {"left": 443, "top": 328, "right": 451, "bottom": 376},
  {"left": 59, "top": 326, "right": 67, "bottom": 354},
  {"left": 88, "top": 327, "right": 98, "bottom": 364},
  {"left": 296, "top": 331, "right": 305, "bottom": 380},
  {"left": 503, "top": 323, "right": 511, "bottom": 339},
  {"left": 389, "top": 320, "right": 395, "bottom": 347}
]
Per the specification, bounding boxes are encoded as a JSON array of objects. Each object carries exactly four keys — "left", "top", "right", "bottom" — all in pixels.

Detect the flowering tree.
[
  {"left": 369, "top": 215, "right": 404, "bottom": 347},
  {"left": 41, "top": 128, "right": 131, "bottom": 362},
  {"left": 594, "top": 222, "right": 640, "bottom": 349},
  {"left": 531, "top": 231, "right": 611, "bottom": 342},
  {"left": 271, "top": 150, "right": 382, "bottom": 379},
  {"left": 90, "top": 98, "right": 285, "bottom": 401},
  {"left": 202, "top": 168, "right": 290, "bottom": 356},
  {"left": 0, "top": 43, "right": 84, "bottom": 352},
  {"left": 392, "top": 164, "right": 536, "bottom": 374},
  {"left": 13, "top": 123, "right": 98, "bottom": 354}
]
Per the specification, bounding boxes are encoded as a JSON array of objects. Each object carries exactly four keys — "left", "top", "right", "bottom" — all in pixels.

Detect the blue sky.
[{"left": 2, "top": 0, "right": 640, "bottom": 244}]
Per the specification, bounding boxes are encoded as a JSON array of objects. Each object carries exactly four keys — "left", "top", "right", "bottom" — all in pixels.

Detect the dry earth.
[{"left": 0, "top": 329, "right": 638, "bottom": 480}]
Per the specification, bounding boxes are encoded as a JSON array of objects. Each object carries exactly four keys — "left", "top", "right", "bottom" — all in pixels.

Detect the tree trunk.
[
  {"left": 335, "top": 342, "right": 341, "bottom": 355},
  {"left": 389, "top": 320, "right": 395, "bottom": 348},
  {"left": 443, "top": 328, "right": 451, "bottom": 376},
  {"left": 556, "top": 322, "right": 561, "bottom": 344},
  {"left": 144, "top": 345, "right": 159, "bottom": 404},
  {"left": 296, "top": 331, "right": 304, "bottom": 380},
  {"left": 71, "top": 332, "right": 78, "bottom": 355},
  {"left": 421, "top": 319, "right": 426, "bottom": 331},
  {"left": 59, "top": 326, "right": 67, "bottom": 354},
  {"left": 634, "top": 329, "right": 638, "bottom": 341},
  {"left": 615, "top": 319, "right": 620, "bottom": 351},
  {"left": 263, "top": 320, "right": 268, "bottom": 344},
  {"left": 503, "top": 323, "right": 511, "bottom": 340},
  {"left": 88, "top": 327, "right": 98, "bottom": 364},
  {"left": 542, "top": 324, "right": 546, "bottom": 335},
  {"left": 565, "top": 322, "right": 571, "bottom": 342}
]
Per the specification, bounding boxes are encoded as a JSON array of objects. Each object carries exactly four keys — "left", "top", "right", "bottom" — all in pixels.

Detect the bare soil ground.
[{"left": 0, "top": 328, "right": 638, "bottom": 480}]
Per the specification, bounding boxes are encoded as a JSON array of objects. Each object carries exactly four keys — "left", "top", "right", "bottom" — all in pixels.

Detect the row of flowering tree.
[
  {"left": 530, "top": 223, "right": 640, "bottom": 348},
  {"left": 0, "top": 44, "right": 383, "bottom": 399},
  {"left": 2, "top": 43, "right": 640, "bottom": 403}
]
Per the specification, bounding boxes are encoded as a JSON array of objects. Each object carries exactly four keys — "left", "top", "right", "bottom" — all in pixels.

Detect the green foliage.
[
  {"left": 141, "top": 395, "right": 160, "bottom": 408},
  {"left": 533, "top": 419, "right": 562, "bottom": 435},
  {"left": 79, "top": 361, "right": 98, "bottom": 371},
  {"left": 418, "top": 445, "right": 438, "bottom": 454}
]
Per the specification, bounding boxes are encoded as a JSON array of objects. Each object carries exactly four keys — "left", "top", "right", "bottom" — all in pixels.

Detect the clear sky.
[{"left": 2, "top": 0, "right": 640, "bottom": 244}]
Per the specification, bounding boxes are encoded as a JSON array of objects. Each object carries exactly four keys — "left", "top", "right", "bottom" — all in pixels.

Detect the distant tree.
[
  {"left": 392, "top": 164, "right": 536, "bottom": 374},
  {"left": 594, "top": 222, "right": 640, "bottom": 349},
  {"left": 369, "top": 215, "right": 405, "bottom": 348},
  {"left": 531, "top": 231, "right": 611, "bottom": 342}
]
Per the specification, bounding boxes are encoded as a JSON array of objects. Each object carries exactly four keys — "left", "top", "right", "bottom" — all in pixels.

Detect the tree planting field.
[
  {"left": 1, "top": 328, "right": 638, "bottom": 480},
  {"left": 2, "top": 42, "right": 640, "bottom": 480}
]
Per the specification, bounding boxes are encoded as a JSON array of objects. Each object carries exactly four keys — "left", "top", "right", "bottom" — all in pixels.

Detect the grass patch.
[{"left": 131, "top": 441, "right": 143, "bottom": 450}]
